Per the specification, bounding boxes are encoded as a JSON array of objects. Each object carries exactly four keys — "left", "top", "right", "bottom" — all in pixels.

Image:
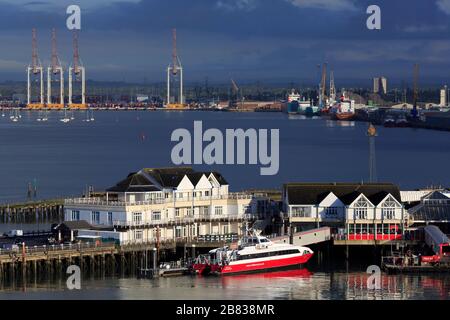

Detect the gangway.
[{"left": 271, "top": 227, "right": 331, "bottom": 246}]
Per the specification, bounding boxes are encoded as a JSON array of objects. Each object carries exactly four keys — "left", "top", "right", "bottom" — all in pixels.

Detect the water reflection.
[
  {"left": 0, "top": 269, "right": 449, "bottom": 300},
  {"left": 325, "top": 120, "right": 355, "bottom": 127}
]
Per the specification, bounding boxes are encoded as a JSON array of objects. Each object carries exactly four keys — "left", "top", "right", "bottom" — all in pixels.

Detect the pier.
[{"left": 0, "top": 199, "right": 64, "bottom": 224}]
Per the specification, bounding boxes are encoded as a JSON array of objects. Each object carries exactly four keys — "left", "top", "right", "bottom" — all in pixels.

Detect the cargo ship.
[
  {"left": 192, "top": 234, "right": 313, "bottom": 276},
  {"left": 330, "top": 92, "right": 355, "bottom": 120},
  {"left": 282, "top": 90, "right": 311, "bottom": 114}
]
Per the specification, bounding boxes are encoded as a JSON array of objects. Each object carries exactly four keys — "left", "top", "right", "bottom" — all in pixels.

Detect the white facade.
[
  {"left": 64, "top": 169, "right": 265, "bottom": 244},
  {"left": 287, "top": 192, "right": 403, "bottom": 223}
]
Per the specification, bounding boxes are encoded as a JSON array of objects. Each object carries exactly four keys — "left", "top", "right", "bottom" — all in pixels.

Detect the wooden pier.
[{"left": 0, "top": 199, "right": 64, "bottom": 224}]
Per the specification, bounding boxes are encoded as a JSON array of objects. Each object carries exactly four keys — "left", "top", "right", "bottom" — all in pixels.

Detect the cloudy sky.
[{"left": 1, "top": 0, "right": 450, "bottom": 86}]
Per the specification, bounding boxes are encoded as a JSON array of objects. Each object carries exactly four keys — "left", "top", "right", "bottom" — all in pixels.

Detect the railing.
[
  {"left": 113, "top": 213, "right": 244, "bottom": 227},
  {"left": 0, "top": 241, "right": 115, "bottom": 256},
  {"left": 64, "top": 192, "right": 253, "bottom": 207}
]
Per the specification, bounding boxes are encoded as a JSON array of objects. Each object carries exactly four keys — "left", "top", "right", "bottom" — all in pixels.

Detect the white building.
[
  {"left": 440, "top": 86, "right": 447, "bottom": 107},
  {"left": 64, "top": 167, "right": 267, "bottom": 244},
  {"left": 373, "top": 77, "right": 387, "bottom": 95},
  {"left": 283, "top": 183, "right": 406, "bottom": 240}
]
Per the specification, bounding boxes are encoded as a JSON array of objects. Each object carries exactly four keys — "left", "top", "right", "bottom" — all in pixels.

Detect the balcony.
[
  {"left": 64, "top": 192, "right": 253, "bottom": 207},
  {"left": 112, "top": 213, "right": 246, "bottom": 228}
]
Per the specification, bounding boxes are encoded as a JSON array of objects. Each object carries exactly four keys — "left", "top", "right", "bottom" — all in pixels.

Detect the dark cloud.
[{"left": 0, "top": 0, "right": 450, "bottom": 84}]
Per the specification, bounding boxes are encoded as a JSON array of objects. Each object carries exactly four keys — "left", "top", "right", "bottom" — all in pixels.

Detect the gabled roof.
[
  {"left": 106, "top": 172, "right": 160, "bottom": 192},
  {"left": 106, "top": 167, "right": 229, "bottom": 192},
  {"left": 54, "top": 220, "right": 92, "bottom": 230},
  {"left": 143, "top": 167, "right": 194, "bottom": 188},
  {"left": 284, "top": 182, "right": 401, "bottom": 206}
]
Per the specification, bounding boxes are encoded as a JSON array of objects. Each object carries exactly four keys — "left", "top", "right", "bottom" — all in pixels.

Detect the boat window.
[
  {"left": 237, "top": 249, "right": 299, "bottom": 261},
  {"left": 260, "top": 238, "right": 269, "bottom": 243}
]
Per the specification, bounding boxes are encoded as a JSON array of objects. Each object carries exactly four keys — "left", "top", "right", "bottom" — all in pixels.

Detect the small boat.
[
  {"left": 383, "top": 115, "right": 396, "bottom": 127},
  {"left": 192, "top": 233, "right": 313, "bottom": 276},
  {"left": 395, "top": 115, "right": 409, "bottom": 127},
  {"left": 60, "top": 108, "right": 71, "bottom": 123}
]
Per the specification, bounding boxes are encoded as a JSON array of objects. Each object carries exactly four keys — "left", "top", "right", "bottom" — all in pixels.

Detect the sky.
[{"left": 1, "top": 0, "right": 450, "bottom": 86}]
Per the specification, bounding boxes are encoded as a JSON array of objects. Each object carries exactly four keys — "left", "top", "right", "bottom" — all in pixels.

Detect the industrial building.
[{"left": 373, "top": 76, "right": 387, "bottom": 95}]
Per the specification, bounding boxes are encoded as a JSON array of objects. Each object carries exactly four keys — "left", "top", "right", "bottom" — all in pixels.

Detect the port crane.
[
  {"left": 412, "top": 63, "right": 419, "bottom": 118},
  {"left": 166, "top": 28, "right": 184, "bottom": 108},
  {"left": 47, "top": 28, "right": 64, "bottom": 109},
  {"left": 318, "top": 63, "right": 327, "bottom": 109},
  {"left": 26, "top": 29, "right": 44, "bottom": 109},
  {"left": 329, "top": 70, "right": 336, "bottom": 106},
  {"left": 68, "top": 30, "right": 86, "bottom": 109},
  {"left": 230, "top": 78, "right": 243, "bottom": 109}
]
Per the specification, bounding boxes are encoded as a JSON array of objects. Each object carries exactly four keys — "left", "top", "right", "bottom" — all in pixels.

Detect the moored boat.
[
  {"left": 330, "top": 92, "right": 355, "bottom": 120},
  {"left": 192, "top": 234, "right": 313, "bottom": 276}
]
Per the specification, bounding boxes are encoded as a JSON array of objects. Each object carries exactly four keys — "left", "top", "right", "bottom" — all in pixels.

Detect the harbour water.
[
  {"left": 0, "top": 110, "right": 449, "bottom": 299},
  {"left": 0, "top": 110, "right": 448, "bottom": 203},
  {"left": 0, "top": 270, "right": 450, "bottom": 300}
]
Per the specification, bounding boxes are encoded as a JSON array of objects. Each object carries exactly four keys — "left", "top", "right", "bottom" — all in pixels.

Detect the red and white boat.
[
  {"left": 192, "top": 234, "right": 313, "bottom": 276},
  {"left": 331, "top": 92, "right": 355, "bottom": 120}
]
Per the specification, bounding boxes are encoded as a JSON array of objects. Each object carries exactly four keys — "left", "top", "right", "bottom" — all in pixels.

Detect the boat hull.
[
  {"left": 333, "top": 112, "right": 354, "bottom": 120},
  {"left": 220, "top": 253, "right": 313, "bottom": 275}
]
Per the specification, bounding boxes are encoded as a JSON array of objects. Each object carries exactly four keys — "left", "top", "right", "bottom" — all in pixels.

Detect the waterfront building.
[
  {"left": 64, "top": 167, "right": 269, "bottom": 244},
  {"left": 406, "top": 190, "right": 450, "bottom": 232},
  {"left": 282, "top": 182, "right": 406, "bottom": 240}
]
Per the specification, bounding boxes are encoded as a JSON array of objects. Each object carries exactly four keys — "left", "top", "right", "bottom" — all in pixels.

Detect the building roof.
[
  {"left": 143, "top": 167, "right": 194, "bottom": 188},
  {"left": 106, "top": 167, "right": 229, "bottom": 193},
  {"left": 106, "top": 172, "right": 160, "bottom": 192},
  {"left": 284, "top": 182, "right": 401, "bottom": 206},
  {"left": 54, "top": 220, "right": 92, "bottom": 230}
]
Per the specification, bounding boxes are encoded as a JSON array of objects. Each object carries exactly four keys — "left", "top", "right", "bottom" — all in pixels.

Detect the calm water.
[
  {"left": 0, "top": 110, "right": 448, "bottom": 203},
  {"left": 0, "top": 110, "right": 449, "bottom": 299},
  {"left": 0, "top": 270, "right": 450, "bottom": 300}
]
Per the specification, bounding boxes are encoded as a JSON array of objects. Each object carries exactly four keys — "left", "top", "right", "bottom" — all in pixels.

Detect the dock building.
[
  {"left": 282, "top": 182, "right": 406, "bottom": 241},
  {"left": 64, "top": 167, "right": 269, "bottom": 244}
]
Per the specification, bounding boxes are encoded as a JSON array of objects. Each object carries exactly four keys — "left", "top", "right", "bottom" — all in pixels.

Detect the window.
[
  {"left": 133, "top": 212, "right": 142, "bottom": 224},
  {"left": 354, "top": 197, "right": 369, "bottom": 219},
  {"left": 291, "top": 206, "right": 311, "bottom": 218},
  {"left": 175, "top": 227, "right": 182, "bottom": 238},
  {"left": 134, "top": 230, "right": 143, "bottom": 241},
  {"left": 199, "top": 206, "right": 209, "bottom": 216},
  {"left": 382, "top": 208, "right": 395, "bottom": 220},
  {"left": 91, "top": 211, "right": 100, "bottom": 224},
  {"left": 382, "top": 196, "right": 397, "bottom": 220},
  {"left": 71, "top": 210, "right": 80, "bottom": 221},
  {"left": 215, "top": 206, "right": 223, "bottom": 215},
  {"left": 187, "top": 207, "right": 193, "bottom": 216},
  {"left": 152, "top": 211, "right": 161, "bottom": 221},
  {"left": 164, "top": 192, "right": 169, "bottom": 199},
  {"left": 178, "top": 193, "right": 183, "bottom": 199},
  {"left": 355, "top": 208, "right": 367, "bottom": 219},
  {"left": 107, "top": 212, "right": 113, "bottom": 225},
  {"left": 223, "top": 225, "right": 229, "bottom": 234},
  {"left": 325, "top": 207, "right": 338, "bottom": 216},
  {"left": 175, "top": 208, "right": 180, "bottom": 217},
  {"left": 205, "top": 191, "right": 210, "bottom": 196}
]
